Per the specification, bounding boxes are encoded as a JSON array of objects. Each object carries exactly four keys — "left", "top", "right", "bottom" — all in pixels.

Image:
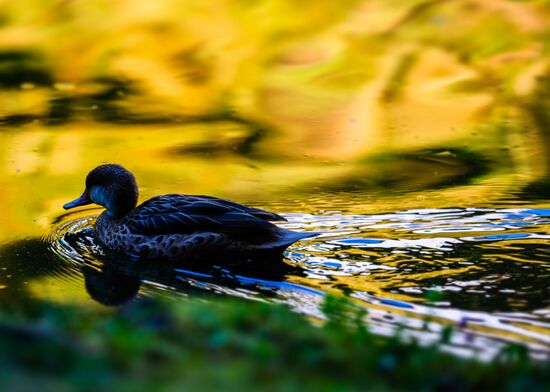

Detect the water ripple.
[{"left": 43, "top": 207, "right": 550, "bottom": 360}]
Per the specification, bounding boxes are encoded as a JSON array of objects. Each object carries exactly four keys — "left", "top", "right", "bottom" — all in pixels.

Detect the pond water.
[
  {"left": 3, "top": 133, "right": 550, "bottom": 361},
  {"left": 0, "top": 0, "right": 550, "bottom": 362}
]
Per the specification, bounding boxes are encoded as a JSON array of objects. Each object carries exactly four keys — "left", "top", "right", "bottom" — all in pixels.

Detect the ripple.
[
  {"left": 282, "top": 207, "right": 550, "bottom": 359},
  {"left": 40, "top": 207, "right": 550, "bottom": 360},
  {"left": 47, "top": 216, "right": 101, "bottom": 265}
]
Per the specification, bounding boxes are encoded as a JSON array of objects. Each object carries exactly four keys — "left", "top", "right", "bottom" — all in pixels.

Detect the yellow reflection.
[
  {"left": 26, "top": 277, "right": 102, "bottom": 308},
  {"left": 0, "top": 0, "right": 549, "bottom": 327}
]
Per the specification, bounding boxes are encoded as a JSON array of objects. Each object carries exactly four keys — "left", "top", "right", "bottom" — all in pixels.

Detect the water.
[
  {"left": 0, "top": 0, "right": 550, "bottom": 363},
  {"left": 2, "top": 127, "right": 550, "bottom": 360},
  {"left": 3, "top": 185, "right": 546, "bottom": 361}
]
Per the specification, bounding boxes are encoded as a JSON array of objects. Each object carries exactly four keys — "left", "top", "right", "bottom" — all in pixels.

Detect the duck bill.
[{"left": 63, "top": 192, "right": 92, "bottom": 210}]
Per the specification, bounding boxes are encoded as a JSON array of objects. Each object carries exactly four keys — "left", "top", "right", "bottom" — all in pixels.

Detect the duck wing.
[{"left": 126, "top": 194, "right": 286, "bottom": 236}]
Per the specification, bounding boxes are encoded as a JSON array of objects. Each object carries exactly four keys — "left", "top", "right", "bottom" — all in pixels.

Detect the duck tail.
[{"left": 257, "top": 228, "right": 319, "bottom": 250}]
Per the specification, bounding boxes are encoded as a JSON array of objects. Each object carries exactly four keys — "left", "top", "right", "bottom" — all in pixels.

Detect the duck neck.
[
  {"left": 92, "top": 185, "right": 138, "bottom": 219},
  {"left": 110, "top": 196, "right": 137, "bottom": 219}
]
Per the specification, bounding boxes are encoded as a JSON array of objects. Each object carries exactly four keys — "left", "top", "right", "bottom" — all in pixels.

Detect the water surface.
[{"left": 1, "top": 0, "right": 550, "bottom": 362}]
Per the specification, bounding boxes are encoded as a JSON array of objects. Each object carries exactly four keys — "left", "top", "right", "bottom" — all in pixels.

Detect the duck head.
[{"left": 63, "top": 164, "right": 139, "bottom": 218}]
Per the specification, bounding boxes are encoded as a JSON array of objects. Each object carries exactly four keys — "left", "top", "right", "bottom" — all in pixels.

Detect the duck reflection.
[
  {"left": 82, "top": 263, "right": 141, "bottom": 306},
  {"left": 81, "top": 249, "right": 304, "bottom": 306}
]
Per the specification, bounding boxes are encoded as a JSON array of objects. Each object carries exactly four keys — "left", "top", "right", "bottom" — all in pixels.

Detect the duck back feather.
[{"left": 125, "top": 194, "right": 288, "bottom": 237}]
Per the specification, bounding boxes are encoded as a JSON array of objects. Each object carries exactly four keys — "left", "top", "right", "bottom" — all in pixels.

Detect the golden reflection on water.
[{"left": 0, "top": 0, "right": 550, "bottom": 353}]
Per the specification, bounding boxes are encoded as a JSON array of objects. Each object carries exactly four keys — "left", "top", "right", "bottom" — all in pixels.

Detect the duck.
[{"left": 63, "top": 164, "right": 318, "bottom": 260}]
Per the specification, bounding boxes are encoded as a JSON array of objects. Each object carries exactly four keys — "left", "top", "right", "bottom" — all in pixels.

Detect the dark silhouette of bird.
[{"left": 63, "top": 164, "right": 318, "bottom": 260}]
